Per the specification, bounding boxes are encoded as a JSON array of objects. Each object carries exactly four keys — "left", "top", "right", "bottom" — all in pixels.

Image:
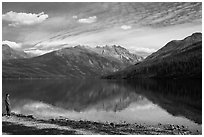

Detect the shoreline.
[{"left": 2, "top": 113, "right": 201, "bottom": 135}]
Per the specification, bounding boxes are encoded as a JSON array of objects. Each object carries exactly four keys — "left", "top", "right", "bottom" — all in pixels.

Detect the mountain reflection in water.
[{"left": 2, "top": 78, "right": 202, "bottom": 131}]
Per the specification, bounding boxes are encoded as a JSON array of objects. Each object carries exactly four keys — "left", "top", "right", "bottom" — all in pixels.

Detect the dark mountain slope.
[
  {"left": 2, "top": 45, "right": 141, "bottom": 79},
  {"left": 2, "top": 44, "right": 29, "bottom": 60},
  {"left": 104, "top": 33, "right": 202, "bottom": 79}
]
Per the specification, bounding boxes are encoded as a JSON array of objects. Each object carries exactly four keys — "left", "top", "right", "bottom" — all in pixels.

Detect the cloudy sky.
[{"left": 2, "top": 2, "right": 202, "bottom": 55}]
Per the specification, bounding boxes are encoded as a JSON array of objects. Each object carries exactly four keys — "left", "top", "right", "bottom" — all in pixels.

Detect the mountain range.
[
  {"left": 104, "top": 32, "right": 202, "bottom": 79},
  {"left": 2, "top": 32, "right": 202, "bottom": 79},
  {"left": 2, "top": 45, "right": 142, "bottom": 78},
  {"left": 2, "top": 44, "right": 30, "bottom": 60}
]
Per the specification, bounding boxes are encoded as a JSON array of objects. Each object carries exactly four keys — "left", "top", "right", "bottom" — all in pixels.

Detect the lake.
[{"left": 2, "top": 78, "right": 202, "bottom": 132}]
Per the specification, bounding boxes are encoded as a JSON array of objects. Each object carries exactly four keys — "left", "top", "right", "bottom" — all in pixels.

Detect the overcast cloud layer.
[{"left": 2, "top": 2, "right": 202, "bottom": 54}]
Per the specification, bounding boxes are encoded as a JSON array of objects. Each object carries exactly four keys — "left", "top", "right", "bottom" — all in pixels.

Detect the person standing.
[{"left": 5, "top": 93, "right": 11, "bottom": 116}]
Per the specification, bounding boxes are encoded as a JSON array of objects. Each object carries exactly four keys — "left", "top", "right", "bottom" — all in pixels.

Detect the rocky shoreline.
[{"left": 2, "top": 113, "right": 201, "bottom": 135}]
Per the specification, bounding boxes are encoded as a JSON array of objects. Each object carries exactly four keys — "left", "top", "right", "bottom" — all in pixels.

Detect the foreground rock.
[{"left": 2, "top": 113, "right": 201, "bottom": 135}]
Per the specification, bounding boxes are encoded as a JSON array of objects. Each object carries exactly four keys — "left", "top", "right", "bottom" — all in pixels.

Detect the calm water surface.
[{"left": 2, "top": 78, "right": 202, "bottom": 132}]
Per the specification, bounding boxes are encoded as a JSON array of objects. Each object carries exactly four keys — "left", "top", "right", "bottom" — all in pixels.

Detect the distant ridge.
[
  {"left": 2, "top": 44, "right": 29, "bottom": 60},
  {"left": 104, "top": 32, "right": 202, "bottom": 79},
  {"left": 2, "top": 45, "right": 143, "bottom": 79}
]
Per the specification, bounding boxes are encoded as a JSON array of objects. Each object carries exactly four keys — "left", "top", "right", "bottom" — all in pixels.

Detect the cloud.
[
  {"left": 2, "top": 11, "right": 48, "bottom": 27},
  {"left": 2, "top": 40, "right": 22, "bottom": 49},
  {"left": 72, "top": 15, "right": 78, "bottom": 19},
  {"left": 121, "top": 25, "right": 132, "bottom": 30},
  {"left": 78, "top": 16, "right": 97, "bottom": 23},
  {"left": 34, "top": 40, "right": 70, "bottom": 49},
  {"left": 132, "top": 47, "right": 156, "bottom": 53},
  {"left": 24, "top": 48, "right": 54, "bottom": 56}
]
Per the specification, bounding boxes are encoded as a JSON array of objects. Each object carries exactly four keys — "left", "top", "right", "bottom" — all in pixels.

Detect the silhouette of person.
[{"left": 5, "top": 93, "right": 11, "bottom": 116}]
